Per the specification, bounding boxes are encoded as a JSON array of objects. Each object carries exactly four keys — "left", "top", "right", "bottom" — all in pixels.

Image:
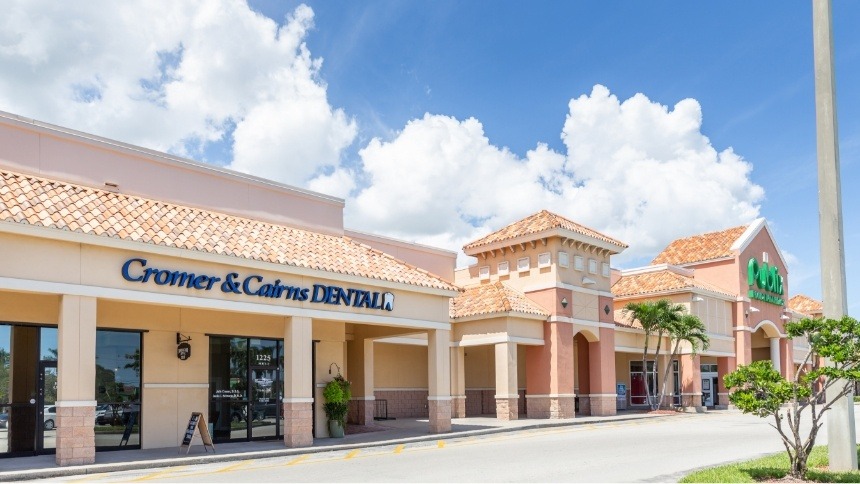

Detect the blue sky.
[{"left": 1, "top": 1, "right": 858, "bottom": 312}]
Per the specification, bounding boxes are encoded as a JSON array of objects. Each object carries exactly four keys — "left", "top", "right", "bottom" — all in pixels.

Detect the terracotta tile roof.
[
  {"left": 0, "top": 170, "right": 458, "bottom": 292},
  {"left": 614, "top": 308, "right": 640, "bottom": 329},
  {"left": 463, "top": 210, "right": 627, "bottom": 252},
  {"left": 611, "top": 269, "right": 735, "bottom": 299},
  {"left": 788, "top": 294, "right": 823, "bottom": 316},
  {"left": 450, "top": 281, "right": 549, "bottom": 319},
  {"left": 651, "top": 224, "right": 749, "bottom": 265}
]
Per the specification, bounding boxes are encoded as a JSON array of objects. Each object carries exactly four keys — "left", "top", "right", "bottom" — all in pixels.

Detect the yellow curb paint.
[
  {"left": 437, "top": 440, "right": 445, "bottom": 448},
  {"left": 131, "top": 465, "right": 187, "bottom": 482},
  {"left": 394, "top": 444, "right": 405, "bottom": 454},
  {"left": 217, "top": 460, "right": 252, "bottom": 473},
  {"left": 345, "top": 449, "right": 360, "bottom": 459},
  {"left": 287, "top": 455, "right": 309, "bottom": 466}
]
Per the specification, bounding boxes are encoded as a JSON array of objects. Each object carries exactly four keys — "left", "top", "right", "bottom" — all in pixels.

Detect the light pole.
[{"left": 811, "top": 0, "right": 857, "bottom": 471}]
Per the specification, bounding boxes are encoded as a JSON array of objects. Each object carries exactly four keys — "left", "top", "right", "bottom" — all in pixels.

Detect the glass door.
[
  {"left": 250, "top": 367, "right": 280, "bottom": 439},
  {"left": 37, "top": 361, "right": 57, "bottom": 452}
]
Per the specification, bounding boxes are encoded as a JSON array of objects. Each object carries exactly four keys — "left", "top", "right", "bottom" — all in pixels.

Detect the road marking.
[
  {"left": 345, "top": 449, "right": 360, "bottom": 459},
  {"left": 131, "top": 465, "right": 187, "bottom": 481},
  {"left": 217, "top": 460, "right": 252, "bottom": 473},
  {"left": 394, "top": 444, "right": 405, "bottom": 454},
  {"left": 286, "top": 455, "right": 309, "bottom": 466},
  {"left": 437, "top": 440, "right": 445, "bottom": 448}
]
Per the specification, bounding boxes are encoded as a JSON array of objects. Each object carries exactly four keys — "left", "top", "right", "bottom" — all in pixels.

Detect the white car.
[{"left": 43, "top": 406, "right": 57, "bottom": 430}]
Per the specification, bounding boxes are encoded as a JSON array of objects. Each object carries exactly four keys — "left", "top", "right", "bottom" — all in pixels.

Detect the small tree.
[
  {"left": 725, "top": 315, "right": 860, "bottom": 479},
  {"left": 624, "top": 299, "right": 705, "bottom": 410}
]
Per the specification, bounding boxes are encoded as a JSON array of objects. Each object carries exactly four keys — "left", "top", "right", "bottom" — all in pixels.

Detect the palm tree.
[{"left": 658, "top": 314, "right": 710, "bottom": 409}]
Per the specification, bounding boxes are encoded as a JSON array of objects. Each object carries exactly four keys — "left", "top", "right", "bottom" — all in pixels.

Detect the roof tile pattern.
[
  {"left": 463, "top": 210, "right": 627, "bottom": 251},
  {"left": 651, "top": 224, "right": 749, "bottom": 265},
  {"left": 450, "top": 282, "right": 549, "bottom": 319},
  {"left": 0, "top": 170, "right": 458, "bottom": 291},
  {"left": 788, "top": 294, "right": 823, "bottom": 316},
  {"left": 612, "top": 269, "right": 735, "bottom": 299}
]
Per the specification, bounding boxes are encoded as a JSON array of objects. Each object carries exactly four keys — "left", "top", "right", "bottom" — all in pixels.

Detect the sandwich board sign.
[{"left": 179, "top": 412, "right": 215, "bottom": 454}]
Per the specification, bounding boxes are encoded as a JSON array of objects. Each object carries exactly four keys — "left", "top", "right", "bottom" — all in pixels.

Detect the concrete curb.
[{"left": 0, "top": 414, "right": 670, "bottom": 481}]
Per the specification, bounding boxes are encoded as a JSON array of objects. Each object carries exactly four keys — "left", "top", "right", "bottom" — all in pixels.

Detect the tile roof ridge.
[
  {"left": 343, "top": 235, "right": 461, "bottom": 291},
  {"left": 1, "top": 169, "right": 460, "bottom": 292}
]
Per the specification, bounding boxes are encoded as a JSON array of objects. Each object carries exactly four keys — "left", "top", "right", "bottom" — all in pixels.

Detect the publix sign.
[{"left": 747, "top": 257, "right": 784, "bottom": 306}]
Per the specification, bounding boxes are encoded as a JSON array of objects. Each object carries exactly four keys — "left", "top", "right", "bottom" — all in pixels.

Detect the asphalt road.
[{"left": 45, "top": 410, "right": 860, "bottom": 482}]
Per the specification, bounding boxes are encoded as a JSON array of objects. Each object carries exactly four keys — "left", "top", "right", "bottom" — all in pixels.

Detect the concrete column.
[
  {"left": 346, "top": 338, "right": 375, "bottom": 426},
  {"left": 450, "top": 346, "right": 466, "bottom": 418},
  {"left": 769, "top": 337, "right": 781, "bottom": 373},
  {"left": 427, "top": 329, "right": 451, "bottom": 433},
  {"left": 734, "top": 329, "right": 752, "bottom": 366},
  {"left": 716, "top": 357, "right": 735, "bottom": 409},
  {"left": 494, "top": 342, "right": 518, "bottom": 420},
  {"left": 283, "top": 316, "right": 313, "bottom": 448},
  {"left": 56, "top": 295, "right": 97, "bottom": 466},
  {"left": 587, "top": 327, "right": 617, "bottom": 416},
  {"left": 680, "top": 354, "right": 703, "bottom": 412},
  {"left": 525, "top": 322, "right": 575, "bottom": 419},
  {"left": 780, "top": 338, "right": 795, "bottom": 381}
]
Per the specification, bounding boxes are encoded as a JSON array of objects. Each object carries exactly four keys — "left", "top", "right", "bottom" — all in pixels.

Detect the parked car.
[
  {"left": 95, "top": 404, "right": 124, "bottom": 425},
  {"left": 0, "top": 412, "right": 8, "bottom": 429},
  {"left": 43, "top": 406, "right": 56, "bottom": 430}
]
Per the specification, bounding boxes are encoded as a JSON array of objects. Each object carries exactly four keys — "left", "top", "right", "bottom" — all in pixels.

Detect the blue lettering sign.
[{"left": 119, "top": 257, "right": 393, "bottom": 311}]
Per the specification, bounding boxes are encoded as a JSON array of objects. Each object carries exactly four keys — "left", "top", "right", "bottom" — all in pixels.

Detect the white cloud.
[
  {"left": 0, "top": 1, "right": 355, "bottom": 186},
  {"left": 0, "top": 2, "right": 764, "bottom": 268},
  {"left": 346, "top": 85, "right": 764, "bottom": 266}
]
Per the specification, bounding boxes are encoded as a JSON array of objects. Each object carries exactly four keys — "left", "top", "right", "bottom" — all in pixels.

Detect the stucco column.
[
  {"left": 716, "top": 357, "right": 735, "bottom": 409},
  {"left": 780, "top": 338, "right": 794, "bottom": 381},
  {"left": 587, "top": 327, "right": 617, "bottom": 416},
  {"left": 494, "top": 342, "right": 518, "bottom": 420},
  {"left": 769, "top": 337, "right": 781, "bottom": 374},
  {"left": 283, "top": 316, "right": 313, "bottom": 447},
  {"left": 450, "top": 346, "right": 466, "bottom": 418},
  {"left": 346, "top": 338, "right": 375, "bottom": 426},
  {"left": 525, "top": 322, "right": 575, "bottom": 418},
  {"left": 734, "top": 329, "right": 752, "bottom": 366},
  {"left": 56, "top": 295, "right": 97, "bottom": 466},
  {"left": 680, "top": 354, "right": 703, "bottom": 412},
  {"left": 427, "top": 329, "right": 451, "bottom": 433}
]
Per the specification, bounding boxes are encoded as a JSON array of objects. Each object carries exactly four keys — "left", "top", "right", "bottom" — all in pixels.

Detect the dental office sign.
[
  {"left": 747, "top": 257, "right": 784, "bottom": 306},
  {"left": 121, "top": 258, "right": 395, "bottom": 311}
]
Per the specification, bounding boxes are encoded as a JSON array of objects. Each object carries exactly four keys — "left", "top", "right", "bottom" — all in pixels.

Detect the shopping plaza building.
[{"left": 0, "top": 111, "right": 820, "bottom": 465}]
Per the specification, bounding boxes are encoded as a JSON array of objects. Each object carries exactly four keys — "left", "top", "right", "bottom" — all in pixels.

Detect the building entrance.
[
  {"left": 0, "top": 324, "right": 58, "bottom": 457},
  {"left": 209, "top": 337, "right": 283, "bottom": 443}
]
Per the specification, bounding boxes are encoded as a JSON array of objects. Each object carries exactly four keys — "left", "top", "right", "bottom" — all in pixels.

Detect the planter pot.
[{"left": 328, "top": 420, "right": 345, "bottom": 438}]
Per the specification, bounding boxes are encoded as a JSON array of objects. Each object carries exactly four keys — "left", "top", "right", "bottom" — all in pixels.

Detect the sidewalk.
[{"left": 0, "top": 410, "right": 672, "bottom": 481}]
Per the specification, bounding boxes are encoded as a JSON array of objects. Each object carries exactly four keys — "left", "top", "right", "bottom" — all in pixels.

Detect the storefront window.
[
  {"left": 672, "top": 360, "right": 680, "bottom": 406},
  {"left": 1, "top": 324, "right": 61, "bottom": 456},
  {"left": 209, "top": 337, "right": 282, "bottom": 443},
  {"left": 94, "top": 330, "right": 142, "bottom": 450},
  {"left": 629, "top": 360, "right": 657, "bottom": 405}
]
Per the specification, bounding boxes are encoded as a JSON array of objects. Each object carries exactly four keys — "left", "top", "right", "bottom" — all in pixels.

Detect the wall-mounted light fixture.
[
  {"left": 328, "top": 362, "right": 341, "bottom": 375},
  {"left": 561, "top": 297, "right": 568, "bottom": 308},
  {"left": 692, "top": 296, "right": 705, "bottom": 303},
  {"left": 749, "top": 306, "right": 760, "bottom": 313},
  {"left": 604, "top": 304, "right": 611, "bottom": 315},
  {"left": 780, "top": 314, "right": 790, "bottom": 320},
  {"left": 582, "top": 277, "right": 596, "bottom": 285}
]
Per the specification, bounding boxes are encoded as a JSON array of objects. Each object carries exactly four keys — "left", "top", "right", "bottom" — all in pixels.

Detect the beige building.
[{"left": 0, "top": 110, "right": 824, "bottom": 467}]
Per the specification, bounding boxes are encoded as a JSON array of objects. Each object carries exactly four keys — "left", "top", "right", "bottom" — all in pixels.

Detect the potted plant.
[{"left": 323, "top": 374, "right": 351, "bottom": 438}]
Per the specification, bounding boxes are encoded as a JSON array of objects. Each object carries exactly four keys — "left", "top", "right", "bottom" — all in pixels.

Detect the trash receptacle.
[{"left": 616, "top": 383, "right": 627, "bottom": 410}]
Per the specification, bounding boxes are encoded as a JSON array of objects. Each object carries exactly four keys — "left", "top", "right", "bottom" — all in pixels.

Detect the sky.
[{"left": 1, "top": 1, "right": 858, "bottom": 313}]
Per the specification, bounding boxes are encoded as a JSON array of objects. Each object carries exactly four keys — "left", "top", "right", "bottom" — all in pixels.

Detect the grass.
[{"left": 680, "top": 445, "right": 860, "bottom": 483}]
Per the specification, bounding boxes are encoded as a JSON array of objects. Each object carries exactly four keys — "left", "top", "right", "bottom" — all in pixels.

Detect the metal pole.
[{"left": 812, "top": 0, "right": 857, "bottom": 471}]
